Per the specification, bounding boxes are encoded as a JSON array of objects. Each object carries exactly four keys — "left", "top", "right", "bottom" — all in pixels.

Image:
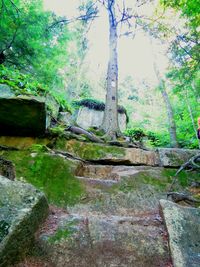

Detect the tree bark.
[
  {"left": 160, "top": 82, "right": 179, "bottom": 148},
  {"left": 100, "top": 0, "right": 121, "bottom": 140},
  {"left": 150, "top": 37, "right": 178, "bottom": 148},
  {"left": 152, "top": 60, "right": 178, "bottom": 148}
]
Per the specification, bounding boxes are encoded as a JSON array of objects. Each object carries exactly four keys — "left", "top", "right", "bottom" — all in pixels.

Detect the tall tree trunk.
[
  {"left": 160, "top": 81, "right": 179, "bottom": 148},
  {"left": 151, "top": 38, "right": 178, "bottom": 147},
  {"left": 152, "top": 62, "right": 178, "bottom": 148},
  {"left": 100, "top": 0, "right": 121, "bottom": 140}
]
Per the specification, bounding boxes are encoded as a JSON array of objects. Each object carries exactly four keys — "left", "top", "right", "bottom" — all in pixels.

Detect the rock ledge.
[{"left": 159, "top": 199, "right": 200, "bottom": 267}]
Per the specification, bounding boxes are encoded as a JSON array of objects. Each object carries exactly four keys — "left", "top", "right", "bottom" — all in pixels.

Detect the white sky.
[{"left": 43, "top": 0, "right": 169, "bottom": 87}]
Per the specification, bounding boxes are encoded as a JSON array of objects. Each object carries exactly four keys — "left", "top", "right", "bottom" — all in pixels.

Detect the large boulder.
[
  {"left": 0, "top": 84, "right": 61, "bottom": 136},
  {"left": 0, "top": 136, "right": 49, "bottom": 150},
  {"left": 0, "top": 95, "right": 47, "bottom": 136},
  {"left": 0, "top": 175, "right": 49, "bottom": 267},
  {"left": 76, "top": 106, "right": 127, "bottom": 132},
  {"left": 160, "top": 200, "right": 200, "bottom": 267}
]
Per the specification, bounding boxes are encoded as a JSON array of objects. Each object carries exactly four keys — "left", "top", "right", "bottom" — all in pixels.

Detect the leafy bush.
[
  {"left": 125, "top": 128, "right": 171, "bottom": 147},
  {"left": 146, "top": 131, "right": 160, "bottom": 146},
  {"left": 0, "top": 65, "right": 48, "bottom": 96},
  {"left": 146, "top": 131, "right": 170, "bottom": 147},
  {"left": 51, "top": 93, "right": 72, "bottom": 113},
  {"left": 178, "top": 137, "right": 199, "bottom": 149},
  {"left": 0, "top": 65, "right": 71, "bottom": 113},
  {"left": 73, "top": 98, "right": 105, "bottom": 111},
  {"left": 125, "top": 128, "right": 146, "bottom": 142},
  {"left": 73, "top": 98, "right": 127, "bottom": 113}
]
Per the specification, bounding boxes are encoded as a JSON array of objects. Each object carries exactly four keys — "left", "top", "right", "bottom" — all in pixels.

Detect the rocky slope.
[{"left": 0, "top": 137, "right": 199, "bottom": 266}]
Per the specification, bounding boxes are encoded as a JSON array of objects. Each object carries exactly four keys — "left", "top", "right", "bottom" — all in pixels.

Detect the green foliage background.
[{"left": 0, "top": 0, "right": 199, "bottom": 148}]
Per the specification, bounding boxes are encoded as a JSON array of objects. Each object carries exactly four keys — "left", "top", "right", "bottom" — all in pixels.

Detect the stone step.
[
  {"left": 39, "top": 210, "right": 171, "bottom": 267},
  {"left": 76, "top": 176, "right": 119, "bottom": 186},
  {"left": 75, "top": 164, "right": 153, "bottom": 180},
  {"left": 59, "top": 212, "right": 163, "bottom": 226}
]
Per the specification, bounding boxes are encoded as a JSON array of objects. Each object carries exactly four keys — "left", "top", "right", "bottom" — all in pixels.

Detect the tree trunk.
[
  {"left": 151, "top": 38, "right": 178, "bottom": 148},
  {"left": 160, "top": 82, "right": 179, "bottom": 148},
  {"left": 100, "top": 0, "right": 121, "bottom": 140},
  {"left": 152, "top": 62, "right": 178, "bottom": 147}
]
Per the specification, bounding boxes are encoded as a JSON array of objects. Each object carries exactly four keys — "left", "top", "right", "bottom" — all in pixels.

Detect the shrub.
[
  {"left": 0, "top": 65, "right": 72, "bottom": 113},
  {"left": 125, "top": 128, "right": 146, "bottom": 142}
]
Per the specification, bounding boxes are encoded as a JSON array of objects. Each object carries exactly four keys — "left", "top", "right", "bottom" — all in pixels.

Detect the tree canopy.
[{"left": 0, "top": 0, "right": 199, "bottom": 147}]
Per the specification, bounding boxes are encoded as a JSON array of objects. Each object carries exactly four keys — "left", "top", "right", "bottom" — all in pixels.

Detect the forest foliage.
[{"left": 0, "top": 0, "right": 199, "bottom": 148}]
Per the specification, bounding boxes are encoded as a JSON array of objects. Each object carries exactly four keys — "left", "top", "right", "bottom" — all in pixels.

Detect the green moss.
[
  {"left": 56, "top": 139, "right": 125, "bottom": 160},
  {"left": 48, "top": 228, "right": 74, "bottom": 243},
  {"left": 49, "top": 126, "right": 66, "bottom": 136},
  {"left": 161, "top": 168, "right": 200, "bottom": 188},
  {"left": 87, "top": 127, "right": 105, "bottom": 137},
  {"left": 48, "top": 220, "right": 78, "bottom": 243},
  {"left": 116, "top": 172, "right": 170, "bottom": 193},
  {"left": 81, "top": 143, "right": 125, "bottom": 160},
  {"left": 29, "top": 144, "right": 49, "bottom": 153},
  {"left": 3, "top": 151, "right": 85, "bottom": 206},
  {"left": 111, "top": 168, "right": 196, "bottom": 194}
]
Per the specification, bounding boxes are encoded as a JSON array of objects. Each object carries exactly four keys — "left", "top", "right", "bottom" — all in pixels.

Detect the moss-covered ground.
[
  {"left": 1, "top": 150, "right": 85, "bottom": 207},
  {"left": 73, "top": 166, "right": 200, "bottom": 215},
  {"left": 55, "top": 139, "right": 125, "bottom": 160}
]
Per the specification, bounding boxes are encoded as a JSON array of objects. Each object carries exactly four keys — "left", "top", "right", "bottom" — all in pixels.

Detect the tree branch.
[
  {"left": 49, "top": 1, "right": 99, "bottom": 29},
  {"left": 0, "top": 0, "right": 20, "bottom": 56}
]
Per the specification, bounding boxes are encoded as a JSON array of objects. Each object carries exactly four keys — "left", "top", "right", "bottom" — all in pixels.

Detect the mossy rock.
[
  {"left": 2, "top": 151, "right": 85, "bottom": 206},
  {"left": 0, "top": 83, "right": 62, "bottom": 137},
  {"left": 0, "top": 136, "right": 49, "bottom": 150},
  {"left": 0, "top": 175, "right": 49, "bottom": 266},
  {"left": 55, "top": 139, "right": 125, "bottom": 161}
]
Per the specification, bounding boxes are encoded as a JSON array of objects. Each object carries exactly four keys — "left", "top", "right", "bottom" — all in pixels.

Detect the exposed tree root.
[
  {"left": 66, "top": 126, "right": 104, "bottom": 143},
  {"left": 168, "top": 153, "right": 200, "bottom": 200},
  {"left": 175, "top": 153, "right": 200, "bottom": 176},
  {"left": 167, "top": 192, "right": 200, "bottom": 205},
  {"left": 169, "top": 153, "right": 200, "bottom": 190}
]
